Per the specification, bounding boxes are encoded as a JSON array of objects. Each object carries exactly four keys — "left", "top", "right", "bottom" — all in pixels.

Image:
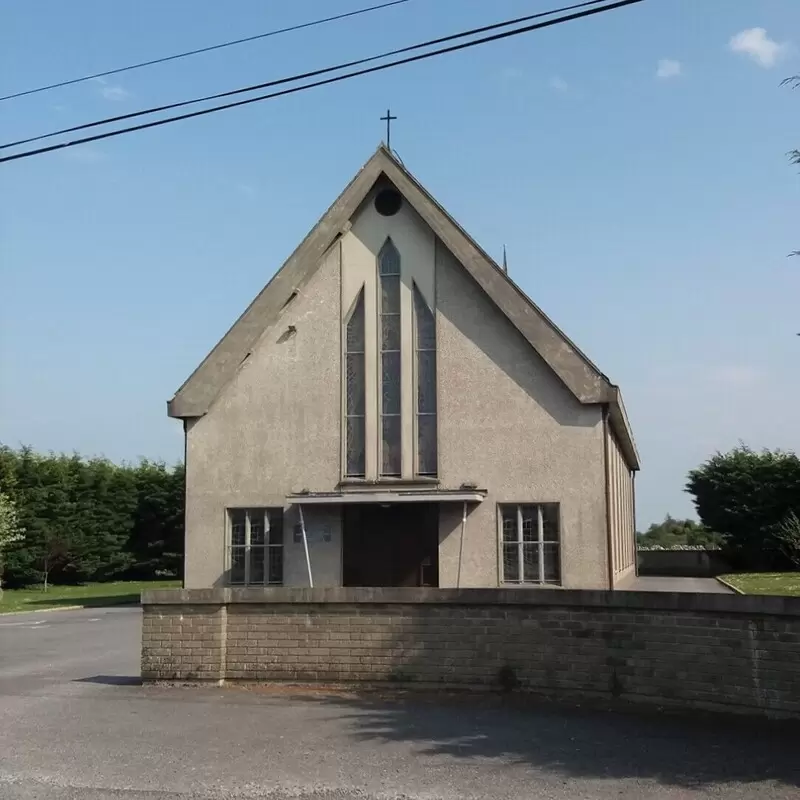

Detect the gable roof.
[{"left": 168, "top": 145, "right": 639, "bottom": 469}]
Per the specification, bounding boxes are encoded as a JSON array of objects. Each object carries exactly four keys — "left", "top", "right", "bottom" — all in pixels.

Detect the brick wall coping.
[{"left": 141, "top": 587, "right": 800, "bottom": 617}]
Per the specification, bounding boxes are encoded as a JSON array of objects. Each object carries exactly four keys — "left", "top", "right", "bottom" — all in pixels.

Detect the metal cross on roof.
[{"left": 380, "top": 108, "right": 397, "bottom": 150}]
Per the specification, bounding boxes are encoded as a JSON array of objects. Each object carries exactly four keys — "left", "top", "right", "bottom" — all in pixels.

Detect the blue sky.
[{"left": 1, "top": 0, "right": 799, "bottom": 527}]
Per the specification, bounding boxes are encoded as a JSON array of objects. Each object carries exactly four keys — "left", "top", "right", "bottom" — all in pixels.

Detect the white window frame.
[
  {"left": 227, "top": 507, "right": 284, "bottom": 586},
  {"left": 499, "top": 503, "right": 561, "bottom": 586}
]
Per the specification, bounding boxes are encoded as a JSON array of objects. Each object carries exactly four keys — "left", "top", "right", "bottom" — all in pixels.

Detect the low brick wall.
[{"left": 141, "top": 588, "right": 800, "bottom": 718}]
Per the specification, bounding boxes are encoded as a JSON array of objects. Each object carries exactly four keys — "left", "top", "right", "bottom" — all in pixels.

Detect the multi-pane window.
[
  {"left": 345, "top": 288, "right": 366, "bottom": 477},
  {"left": 413, "top": 284, "right": 437, "bottom": 476},
  {"left": 500, "top": 504, "right": 560, "bottom": 585},
  {"left": 378, "top": 238, "right": 401, "bottom": 476},
  {"left": 228, "top": 508, "right": 283, "bottom": 586}
]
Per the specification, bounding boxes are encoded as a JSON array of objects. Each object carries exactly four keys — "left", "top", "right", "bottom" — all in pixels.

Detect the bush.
[
  {"left": 637, "top": 545, "right": 721, "bottom": 552},
  {"left": 686, "top": 446, "right": 800, "bottom": 570},
  {"left": 773, "top": 511, "right": 800, "bottom": 569},
  {"left": 636, "top": 515, "right": 724, "bottom": 550}
]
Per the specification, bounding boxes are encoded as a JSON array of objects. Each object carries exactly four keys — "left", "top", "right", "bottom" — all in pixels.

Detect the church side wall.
[
  {"left": 607, "top": 424, "right": 636, "bottom": 583},
  {"left": 183, "top": 244, "right": 343, "bottom": 589},
  {"left": 434, "top": 244, "right": 609, "bottom": 589}
]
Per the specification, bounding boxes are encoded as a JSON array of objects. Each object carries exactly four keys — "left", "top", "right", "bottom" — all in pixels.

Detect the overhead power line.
[
  {"left": 0, "top": 0, "right": 410, "bottom": 102},
  {"left": 0, "top": 0, "right": 646, "bottom": 165},
  {"left": 2, "top": 0, "right": 613, "bottom": 152}
]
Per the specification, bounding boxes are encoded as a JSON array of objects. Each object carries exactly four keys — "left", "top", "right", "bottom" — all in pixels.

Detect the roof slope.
[{"left": 168, "top": 145, "right": 639, "bottom": 469}]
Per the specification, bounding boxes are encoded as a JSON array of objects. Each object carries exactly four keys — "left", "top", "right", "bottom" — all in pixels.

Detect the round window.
[{"left": 374, "top": 188, "right": 402, "bottom": 217}]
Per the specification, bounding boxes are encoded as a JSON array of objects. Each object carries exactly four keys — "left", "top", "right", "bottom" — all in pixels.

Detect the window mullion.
[
  {"left": 261, "top": 508, "right": 269, "bottom": 586},
  {"left": 244, "top": 510, "right": 251, "bottom": 586},
  {"left": 228, "top": 511, "right": 232, "bottom": 578},
  {"left": 517, "top": 505, "right": 524, "bottom": 583},
  {"left": 538, "top": 504, "right": 545, "bottom": 584}
]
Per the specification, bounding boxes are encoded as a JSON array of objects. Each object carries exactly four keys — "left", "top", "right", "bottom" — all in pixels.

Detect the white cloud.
[
  {"left": 549, "top": 76, "right": 569, "bottom": 93},
  {"left": 101, "top": 85, "right": 129, "bottom": 101},
  {"left": 92, "top": 76, "right": 130, "bottom": 101},
  {"left": 729, "top": 27, "right": 788, "bottom": 68},
  {"left": 656, "top": 59, "right": 682, "bottom": 79}
]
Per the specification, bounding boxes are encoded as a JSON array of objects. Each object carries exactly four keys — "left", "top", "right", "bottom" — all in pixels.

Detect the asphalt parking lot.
[{"left": 0, "top": 605, "right": 798, "bottom": 799}]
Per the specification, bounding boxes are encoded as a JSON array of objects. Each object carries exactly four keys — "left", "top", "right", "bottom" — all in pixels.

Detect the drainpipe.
[
  {"left": 182, "top": 419, "right": 188, "bottom": 589},
  {"left": 602, "top": 404, "right": 614, "bottom": 590}
]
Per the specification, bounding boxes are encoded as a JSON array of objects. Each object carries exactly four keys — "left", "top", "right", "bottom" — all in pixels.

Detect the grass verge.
[
  {"left": 719, "top": 572, "right": 800, "bottom": 597},
  {"left": 0, "top": 580, "right": 181, "bottom": 613}
]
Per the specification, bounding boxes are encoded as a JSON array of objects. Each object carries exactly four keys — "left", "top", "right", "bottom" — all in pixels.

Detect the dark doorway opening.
[{"left": 342, "top": 503, "right": 439, "bottom": 587}]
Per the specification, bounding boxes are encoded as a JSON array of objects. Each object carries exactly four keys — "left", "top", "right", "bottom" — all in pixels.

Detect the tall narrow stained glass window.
[
  {"left": 414, "top": 284, "right": 437, "bottom": 476},
  {"left": 345, "top": 288, "right": 366, "bottom": 477},
  {"left": 378, "top": 238, "right": 401, "bottom": 476}
]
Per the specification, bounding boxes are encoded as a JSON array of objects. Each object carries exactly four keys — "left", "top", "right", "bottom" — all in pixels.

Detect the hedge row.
[{"left": 0, "top": 445, "right": 184, "bottom": 588}]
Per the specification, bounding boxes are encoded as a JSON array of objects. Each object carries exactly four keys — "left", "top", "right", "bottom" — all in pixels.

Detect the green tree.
[
  {"left": 4, "top": 448, "right": 81, "bottom": 587},
  {"left": 0, "top": 492, "right": 25, "bottom": 586},
  {"left": 0, "top": 444, "right": 185, "bottom": 587},
  {"left": 67, "top": 456, "right": 136, "bottom": 580},
  {"left": 686, "top": 446, "right": 800, "bottom": 569},
  {"left": 127, "top": 460, "right": 184, "bottom": 579},
  {"left": 0, "top": 445, "right": 18, "bottom": 497}
]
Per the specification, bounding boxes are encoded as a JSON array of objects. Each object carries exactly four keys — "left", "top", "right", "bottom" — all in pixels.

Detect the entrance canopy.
[
  {"left": 286, "top": 489, "right": 486, "bottom": 505},
  {"left": 286, "top": 488, "right": 486, "bottom": 589}
]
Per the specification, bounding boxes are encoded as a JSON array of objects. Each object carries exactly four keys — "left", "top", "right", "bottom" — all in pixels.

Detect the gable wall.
[
  {"left": 434, "top": 244, "right": 609, "bottom": 589},
  {"left": 182, "top": 200, "right": 611, "bottom": 590}
]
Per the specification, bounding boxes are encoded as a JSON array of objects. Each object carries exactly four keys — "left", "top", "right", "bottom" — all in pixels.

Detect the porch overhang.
[{"left": 286, "top": 489, "right": 487, "bottom": 505}]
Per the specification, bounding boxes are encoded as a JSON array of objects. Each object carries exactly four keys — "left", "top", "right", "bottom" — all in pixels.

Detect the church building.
[{"left": 168, "top": 145, "right": 639, "bottom": 591}]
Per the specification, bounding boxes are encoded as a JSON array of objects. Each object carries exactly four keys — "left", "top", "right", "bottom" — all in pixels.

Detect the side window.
[
  {"left": 227, "top": 508, "right": 284, "bottom": 586},
  {"left": 500, "top": 504, "right": 560, "bottom": 585}
]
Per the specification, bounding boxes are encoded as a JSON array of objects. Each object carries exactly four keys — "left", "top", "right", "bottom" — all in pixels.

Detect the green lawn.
[
  {"left": 720, "top": 572, "right": 800, "bottom": 596},
  {"left": 0, "top": 580, "right": 181, "bottom": 613}
]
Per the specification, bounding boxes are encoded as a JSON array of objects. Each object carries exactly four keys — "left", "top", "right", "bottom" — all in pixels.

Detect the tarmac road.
[{"left": 0, "top": 605, "right": 797, "bottom": 799}]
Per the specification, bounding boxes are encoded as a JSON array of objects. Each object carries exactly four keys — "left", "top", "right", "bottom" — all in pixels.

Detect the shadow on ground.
[
  {"left": 287, "top": 689, "right": 800, "bottom": 791},
  {"left": 76, "top": 675, "right": 142, "bottom": 686},
  {"left": 24, "top": 594, "right": 141, "bottom": 609}
]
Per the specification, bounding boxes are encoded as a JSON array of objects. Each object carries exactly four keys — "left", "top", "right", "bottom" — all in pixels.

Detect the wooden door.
[{"left": 342, "top": 503, "right": 439, "bottom": 587}]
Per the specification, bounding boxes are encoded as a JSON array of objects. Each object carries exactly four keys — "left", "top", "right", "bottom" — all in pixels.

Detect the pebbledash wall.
[{"left": 141, "top": 588, "right": 800, "bottom": 718}]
